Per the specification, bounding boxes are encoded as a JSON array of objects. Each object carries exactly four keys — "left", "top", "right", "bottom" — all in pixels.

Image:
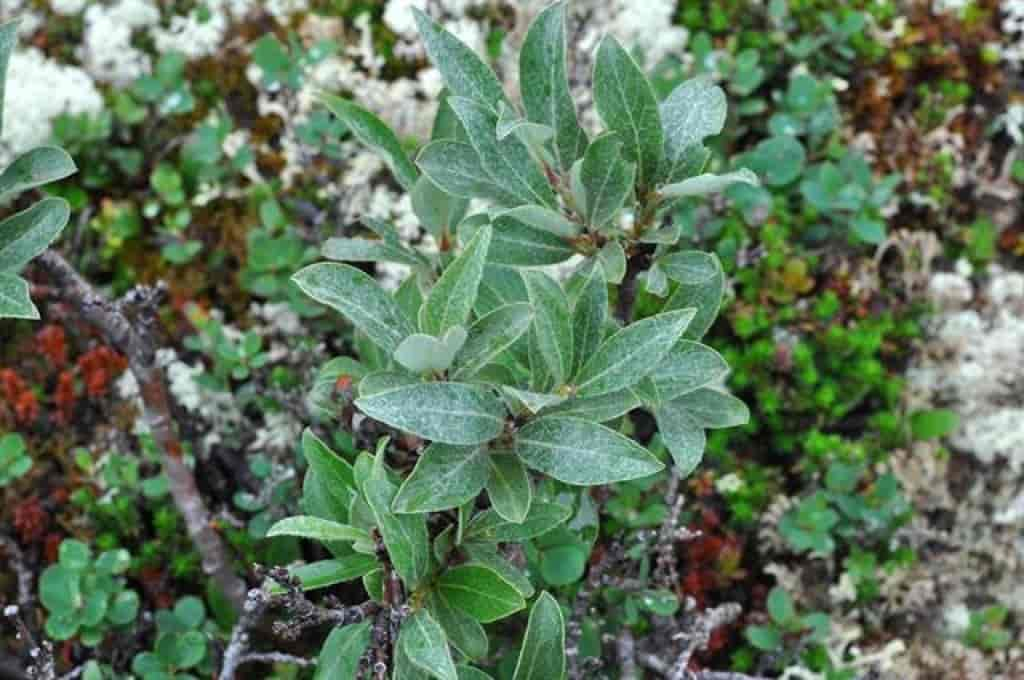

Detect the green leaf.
[
  {"left": 394, "top": 327, "right": 468, "bottom": 374},
  {"left": 322, "top": 237, "right": 423, "bottom": 267},
  {"left": 574, "top": 310, "right": 695, "bottom": 397},
  {"left": 315, "top": 621, "right": 372, "bottom": 680},
  {"left": 653, "top": 401, "right": 706, "bottom": 477},
  {"left": 266, "top": 516, "right": 369, "bottom": 543},
  {"left": 0, "top": 147, "right": 77, "bottom": 199},
  {"left": 302, "top": 428, "right": 355, "bottom": 515},
  {"left": 546, "top": 390, "right": 640, "bottom": 423},
  {"left": 173, "top": 631, "right": 207, "bottom": 668},
  {"left": 392, "top": 444, "right": 490, "bottom": 513},
  {"left": 519, "top": 0, "right": 587, "bottom": 173},
  {"left": 501, "top": 387, "right": 565, "bottom": 415},
  {"left": 0, "top": 20, "right": 18, "bottom": 137},
  {"left": 0, "top": 273, "right": 38, "bottom": 319},
  {"left": 485, "top": 453, "right": 532, "bottom": 523},
  {"left": 513, "top": 592, "right": 565, "bottom": 680},
  {"left": 648, "top": 340, "right": 730, "bottom": 403},
  {"left": 540, "top": 545, "right": 587, "bottom": 586},
  {"left": 457, "top": 667, "right": 494, "bottom": 680},
  {"left": 422, "top": 224, "right": 492, "bottom": 335},
  {"left": 452, "top": 303, "right": 534, "bottom": 380},
  {"left": 593, "top": 36, "right": 663, "bottom": 190},
  {"left": 448, "top": 97, "right": 555, "bottom": 208},
  {"left": 597, "top": 239, "right": 626, "bottom": 284},
  {"left": 461, "top": 544, "right": 535, "bottom": 598},
  {"left": 271, "top": 555, "right": 379, "bottom": 594},
  {"left": 0, "top": 197, "right": 71, "bottom": 272},
  {"left": 292, "top": 263, "right": 415, "bottom": 354},
  {"left": 744, "top": 135, "right": 806, "bottom": 186},
  {"left": 767, "top": 587, "right": 795, "bottom": 625},
  {"left": 320, "top": 94, "right": 418, "bottom": 191},
  {"left": 910, "top": 409, "right": 960, "bottom": 440},
  {"left": 660, "top": 168, "right": 759, "bottom": 198},
  {"left": 364, "top": 479, "right": 431, "bottom": 589},
  {"left": 413, "top": 175, "right": 469, "bottom": 242},
  {"left": 400, "top": 609, "right": 458, "bottom": 680},
  {"left": 40, "top": 565, "right": 80, "bottom": 613},
  {"left": 663, "top": 253, "right": 724, "bottom": 340},
  {"left": 580, "top": 133, "right": 635, "bottom": 229},
  {"left": 107, "top": 590, "right": 139, "bottom": 625},
  {"left": 522, "top": 271, "right": 573, "bottom": 387},
  {"left": 438, "top": 565, "right": 526, "bottom": 623},
  {"left": 746, "top": 624, "right": 782, "bottom": 651},
  {"left": 412, "top": 9, "right": 508, "bottom": 114},
  {"left": 659, "top": 251, "right": 718, "bottom": 284},
  {"left": 426, "top": 591, "right": 489, "bottom": 661},
  {"left": 515, "top": 416, "right": 663, "bottom": 485},
  {"left": 473, "top": 214, "right": 574, "bottom": 266},
  {"left": 465, "top": 501, "right": 571, "bottom": 542},
  {"left": 417, "top": 141, "right": 523, "bottom": 206},
  {"left": 672, "top": 388, "right": 749, "bottom": 429},
  {"left": 659, "top": 78, "right": 727, "bottom": 184},
  {"left": 356, "top": 382, "right": 506, "bottom": 446}
]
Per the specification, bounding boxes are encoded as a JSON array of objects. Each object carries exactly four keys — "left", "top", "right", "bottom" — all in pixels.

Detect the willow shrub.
[{"left": 270, "top": 2, "right": 756, "bottom": 676}]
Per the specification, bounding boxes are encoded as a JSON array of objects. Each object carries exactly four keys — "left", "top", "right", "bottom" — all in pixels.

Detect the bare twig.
[
  {"left": 668, "top": 603, "right": 744, "bottom": 680},
  {"left": 616, "top": 628, "right": 639, "bottom": 680},
  {"left": 35, "top": 251, "right": 247, "bottom": 612},
  {"left": 0, "top": 535, "right": 33, "bottom": 611}
]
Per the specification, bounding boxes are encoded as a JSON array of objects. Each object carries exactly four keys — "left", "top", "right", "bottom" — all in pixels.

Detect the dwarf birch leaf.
[
  {"left": 448, "top": 97, "right": 556, "bottom": 208},
  {"left": 452, "top": 303, "right": 533, "bottom": 380},
  {"left": 673, "top": 388, "right": 750, "bottom": 429},
  {"left": 412, "top": 9, "right": 508, "bottom": 114},
  {"left": 513, "top": 592, "right": 565, "bottom": 680},
  {"left": 364, "top": 479, "right": 431, "bottom": 589},
  {"left": 574, "top": 310, "right": 695, "bottom": 397},
  {"left": 438, "top": 565, "right": 526, "bottom": 623},
  {"left": 0, "top": 147, "right": 77, "bottom": 199},
  {"left": 320, "top": 94, "right": 419, "bottom": 191},
  {"left": 315, "top": 621, "right": 372, "bottom": 680},
  {"left": 266, "top": 516, "right": 369, "bottom": 543},
  {"left": 321, "top": 237, "right": 423, "bottom": 267},
  {"left": 485, "top": 453, "right": 532, "bottom": 523},
  {"left": 293, "top": 263, "right": 415, "bottom": 354},
  {"left": 519, "top": 0, "right": 587, "bottom": 173},
  {"left": 653, "top": 401, "right": 706, "bottom": 477},
  {"left": 422, "top": 224, "right": 492, "bottom": 336},
  {"left": 581, "top": 133, "right": 635, "bottom": 229},
  {"left": 0, "top": 273, "right": 38, "bottom": 319},
  {"left": 392, "top": 444, "right": 489, "bottom": 513},
  {"left": 663, "top": 253, "right": 724, "bottom": 341},
  {"left": 522, "top": 271, "right": 573, "bottom": 387},
  {"left": 570, "top": 264, "right": 607, "bottom": 379},
  {"left": 648, "top": 340, "right": 730, "bottom": 403},
  {"left": 659, "top": 78, "right": 727, "bottom": 184},
  {"left": 593, "top": 36, "right": 663, "bottom": 190},
  {"left": 401, "top": 609, "right": 458, "bottom": 680},
  {"left": 355, "top": 382, "right": 506, "bottom": 446},
  {"left": 660, "top": 168, "right": 759, "bottom": 198},
  {"left": 0, "top": 197, "right": 71, "bottom": 271},
  {"left": 515, "top": 416, "right": 663, "bottom": 485},
  {"left": 417, "top": 141, "right": 524, "bottom": 206}
]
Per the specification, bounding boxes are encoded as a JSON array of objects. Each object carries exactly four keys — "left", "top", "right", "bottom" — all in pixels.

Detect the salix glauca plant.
[
  {"left": 271, "top": 2, "right": 755, "bottom": 675},
  {"left": 0, "top": 19, "right": 76, "bottom": 319}
]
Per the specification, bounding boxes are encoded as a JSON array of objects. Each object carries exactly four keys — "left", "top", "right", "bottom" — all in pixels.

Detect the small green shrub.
[{"left": 0, "top": 432, "right": 32, "bottom": 486}]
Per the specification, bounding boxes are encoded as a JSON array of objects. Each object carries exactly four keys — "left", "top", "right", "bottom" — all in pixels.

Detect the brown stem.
[{"left": 35, "top": 251, "right": 247, "bottom": 612}]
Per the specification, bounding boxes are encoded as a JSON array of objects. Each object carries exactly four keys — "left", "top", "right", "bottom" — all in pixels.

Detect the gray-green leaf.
[
  {"left": 580, "top": 133, "right": 635, "bottom": 229},
  {"left": 266, "top": 516, "right": 368, "bottom": 543},
  {"left": 485, "top": 453, "right": 532, "bottom": 523},
  {"left": 422, "top": 224, "right": 492, "bottom": 336},
  {"left": 570, "top": 264, "right": 607, "bottom": 379},
  {"left": 0, "top": 147, "right": 77, "bottom": 200},
  {"left": 659, "top": 78, "right": 727, "bottom": 184},
  {"left": 0, "top": 197, "right": 71, "bottom": 272},
  {"left": 400, "top": 609, "right": 458, "bottom": 680},
  {"left": 392, "top": 444, "right": 489, "bottom": 513},
  {"left": 513, "top": 592, "right": 565, "bottom": 680},
  {"left": 653, "top": 401, "right": 706, "bottom": 477},
  {"left": 593, "top": 36, "right": 663, "bottom": 190},
  {"left": 272, "top": 555, "right": 379, "bottom": 594},
  {"left": 322, "top": 236, "right": 423, "bottom": 267},
  {"left": 465, "top": 501, "right": 571, "bottom": 542},
  {"left": 355, "top": 382, "right": 506, "bottom": 446},
  {"left": 663, "top": 253, "right": 724, "bottom": 341},
  {"left": 0, "top": 273, "right": 38, "bottom": 319},
  {"left": 672, "top": 388, "right": 750, "bottom": 429},
  {"left": 393, "top": 327, "right": 468, "bottom": 374},
  {"left": 418, "top": 141, "right": 524, "bottom": 206},
  {"left": 648, "top": 340, "right": 730, "bottom": 403},
  {"left": 515, "top": 416, "right": 663, "bottom": 485},
  {"left": 438, "top": 565, "right": 526, "bottom": 623},
  {"left": 466, "top": 213, "right": 574, "bottom": 267},
  {"left": 574, "top": 309, "right": 695, "bottom": 397},
  {"left": 292, "top": 263, "right": 415, "bottom": 354},
  {"left": 320, "top": 94, "right": 418, "bottom": 191},
  {"left": 452, "top": 303, "right": 533, "bottom": 380},
  {"left": 315, "top": 621, "right": 372, "bottom": 680},
  {"left": 519, "top": 0, "right": 587, "bottom": 173},
  {"left": 522, "top": 271, "right": 573, "bottom": 387},
  {"left": 364, "top": 479, "right": 431, "bottom": 589},
  {"left": 660, "top": 168, "right": 759, "bottom": 199}
]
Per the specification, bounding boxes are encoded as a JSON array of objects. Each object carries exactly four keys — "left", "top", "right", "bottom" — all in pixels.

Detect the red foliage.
[
  {"left": 36, "top": 325, "right": 68, "bottom": 368},
  {"left": 1, "top": 368, "right": 39, "bottom": 425},
  {"left": 76, "top": 346, "right": 128, "bottom": 398},
  {"left": 13, "top": 496, "right": 48, "bottom": 544},
  {"left": 53, "top": 370, "right": 76, "bottom": 426},
  {"left": 43, "top": 533, "right": 63, "bottom": 564}
]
